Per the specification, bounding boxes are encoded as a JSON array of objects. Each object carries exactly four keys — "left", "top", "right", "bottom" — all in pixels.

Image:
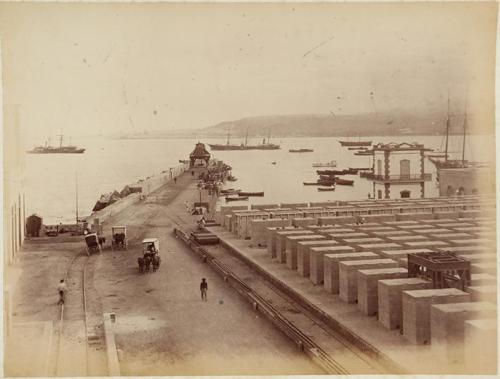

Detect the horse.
[
  {"left": 143, "top": 256, "right": 151, "bottom": 273},
  {"left": 152, "top": 255, "right": 160, "bottom": 272},
  {"left": 137, "top": 257, "right": 144, "bottom": 273}
]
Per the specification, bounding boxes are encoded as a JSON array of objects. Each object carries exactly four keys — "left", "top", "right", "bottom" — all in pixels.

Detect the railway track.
[
  {"left": 173, "top": 226, "right": 389, "bottom": 375},
  {"left": 53, "top": 252, "right": 91, "bottom": 376}
]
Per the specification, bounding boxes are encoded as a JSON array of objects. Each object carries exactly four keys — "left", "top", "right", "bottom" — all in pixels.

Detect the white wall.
[
  {"left": 374, "top": 182, "right": 422, "bottom": 199},
  {"left": 388, "top": 150, "right": 422, "bottom": 176}
]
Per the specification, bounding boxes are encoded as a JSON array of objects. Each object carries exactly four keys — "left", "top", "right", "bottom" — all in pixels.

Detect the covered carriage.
[
  {"left": 138, "top": 238, "right": 161, "bottom": 273},
  {"left": 84, "top": 233, "right": 102, "bottom": 255},
  {"left": 111, "top": 226, "right": 128, "bottom": 250}
]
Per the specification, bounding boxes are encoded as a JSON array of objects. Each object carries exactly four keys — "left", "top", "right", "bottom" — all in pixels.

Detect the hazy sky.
[{"left": 0, "top": 2, "right": 497, "bottom": 139}]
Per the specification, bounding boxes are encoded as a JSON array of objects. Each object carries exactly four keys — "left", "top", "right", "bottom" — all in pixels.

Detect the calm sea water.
[{"left": 25, "top": 135, "right": 494, "bottom": 223}]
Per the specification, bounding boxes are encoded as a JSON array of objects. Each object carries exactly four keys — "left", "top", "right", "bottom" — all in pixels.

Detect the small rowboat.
[
  {"left": 289, "top": 148, "right": 314, "bottom": 153},
  {"left": 225, "top": 196, "right": 249, "bottom": 202},
  {"left": 303, "top": 182, "right": 322, "bottom": 186},
  {"left": 335, "top": 178, "right": 354, "bottom": 186},
  {"left": 238, "top": 192, "right": 264, "bottom": 197},
  {"left": 318, "top": 186, "right": 335, "bottom": 191},
  {"left": 220, "top": 189, "right": 241, "bottom": 194},
  {"left": 312, "top": 160, "right": 337, "bottom": 168},
  {"left": 354, "top": 151, "right": 372, "bottom": 156}
]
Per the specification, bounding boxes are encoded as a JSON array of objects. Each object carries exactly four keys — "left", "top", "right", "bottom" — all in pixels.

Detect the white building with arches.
[{"left": 370, "top": 142, "right": 432, "bottom": 199}]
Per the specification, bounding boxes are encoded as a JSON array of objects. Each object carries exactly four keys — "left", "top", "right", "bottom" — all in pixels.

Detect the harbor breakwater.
[{"left": 86, "top": 163, "right": 188, "bottom": 224}]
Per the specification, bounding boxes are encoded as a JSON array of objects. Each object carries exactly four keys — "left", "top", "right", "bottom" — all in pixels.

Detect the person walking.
[
  {"left": 174, "top": 177, "right": 177, "bottom": 184},
  {"left": 57, "top": 279, "right": 67, "bottom": 305},
  {"left": 200, "top": 278, "right": 208, "bottom": 301}
]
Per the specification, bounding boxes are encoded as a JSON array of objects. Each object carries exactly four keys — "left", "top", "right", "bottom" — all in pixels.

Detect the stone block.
[
  {"left": 296, "top": 240, "right": 338, "bottom": 277},
  {"left": 396, "top": 212, "right": 434, "bottom": 221},
  {"left": 465, "top": 286, "right": 497, "bottom": 303},
  {"left": 379, "top": 248, "right": 433, "bottom": 260},
  {"left": 470, "top": 273, "right": 497, "bottom": 286},
  {"left": 402, "top": 288, "right": 471, "bottom": 345},
  {"left": 323, "top": 252, "right": 379, "bottom": 293},
  {"left": 274, "top": 229, "right": 309, "bottom": 262},
  {"left": 357, "top": 242, "right": 402, "bottom": 252},
  {"left": 431, "top": 302, "right": 497, "bottom": 363},
  {"left": 309, "top": 245, "right": 355, "bottom": 285},
  {"left": 360, "top": 214, "right": 397, "bottom": 222},
  {"left": 292, "top": 217, "right": 316, "bottom": 228},
  {"left": 266, "top": 226, "right": 296, "bottom": 258},
  {"left": 433, "top": 211, "right": 460, "bottom": 219},
  {"left": 387, "top": 235, "right": 428, "bottom": 242},
  {"left": 403, "top": 241, "right": 449, "bottom": 249},
  {"left": 377, "top": 278, "right": 433, "bottom": 330},
  {"left": 339, "top": 259, "right": 398, "bottom": 303},
  {"left": 457, "top": 253, "right": 497, "bottom": 263},
  {"left": 471, "top": 262, "right": 497, "bottom": 275},
  {"left": 371, "top": 230, "right": 411, "bottom": 237},
  {"left": 285, "top": 235, "right": 326, "bottom": 269},
  {"left": 357, "top": 267, "right": 408, "bottom": 316},
  {"left": 318, "top": 216, "right": 355, "bottom": 225},
  {"left": 464, "top": 319, "right": 497, "bottom": 374},
  {"left": 251, "top": 219, "right": 291, "bottom": 247}
]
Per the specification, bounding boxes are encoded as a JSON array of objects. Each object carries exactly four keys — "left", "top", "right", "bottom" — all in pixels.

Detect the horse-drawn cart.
[
  {"left": 138, "top": 238, "right": 161, "bottom": 273},
  {"left": 84, "top": 233, "right": 102, "bottom": 255},
  {"left": 111, "top": 226, "right": 128, "bottom": 250}
]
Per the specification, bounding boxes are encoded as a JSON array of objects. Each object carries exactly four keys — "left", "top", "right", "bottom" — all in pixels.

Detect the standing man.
[
  {"left": 200, "top": 278, "right": 208, "bottom": 301},
  {"left": 57, "top": 279, "right": 67, "bottom": 305}
]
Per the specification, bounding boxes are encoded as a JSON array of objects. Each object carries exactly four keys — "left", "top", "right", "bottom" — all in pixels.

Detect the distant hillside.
[
  {"left": 111, "top": 111, "right": 490, "bottom": 139},
  {"left": 199, "top": 112, "right": 485, "bottom": 138}
]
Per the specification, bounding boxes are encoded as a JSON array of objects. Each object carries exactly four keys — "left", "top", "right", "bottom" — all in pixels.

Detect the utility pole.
[
  {"left": 462, "top": 90, "right": 468, "bottom": 167},
  {"left": 75, "top": 172, "right": 79, "bottom": 224},
  {"left": 445, "top": 91, "right": 450, "bottom": 163}
]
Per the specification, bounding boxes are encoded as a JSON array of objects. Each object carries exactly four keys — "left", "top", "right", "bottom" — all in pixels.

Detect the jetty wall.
[{"left": 87, "top": 163, "right": 188, "bottom": 224}]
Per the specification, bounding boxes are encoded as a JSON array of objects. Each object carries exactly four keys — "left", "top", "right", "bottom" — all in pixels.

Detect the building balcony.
[{"left": 367, "top": 173, "right": 432, "bottom": 183}]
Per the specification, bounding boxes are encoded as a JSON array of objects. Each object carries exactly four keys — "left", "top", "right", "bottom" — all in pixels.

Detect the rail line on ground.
[
  {"left": 54, "top": 251, "right": 91, "bottom": 376},
  {"left": 173, "top": 226, "right": 387, "bottom": 375}
]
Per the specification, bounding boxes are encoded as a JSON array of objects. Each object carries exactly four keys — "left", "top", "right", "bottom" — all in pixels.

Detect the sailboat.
[
  {"left": 339, "top": 134, "right": 372, "bottom": 147},
  {"left": 428, "top": 96, "right": 468, "bottom": 170},
  {"left": 27, "top": 135, "right": 85, "bottom": 154},
  {"left": 208, "top": 128, "right": 280, "bottom": 150}
]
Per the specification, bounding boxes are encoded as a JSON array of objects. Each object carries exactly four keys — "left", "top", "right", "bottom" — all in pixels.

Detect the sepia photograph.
[{"left": 1, "top": 1, "right": 498, "bottom": 376}]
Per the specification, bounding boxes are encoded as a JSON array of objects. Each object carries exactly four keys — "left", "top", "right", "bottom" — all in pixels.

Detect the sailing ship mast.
[
  {"left": 462, "top": 92, "right": 468, "bottom": 166},
  {"left": 226, "top": 127, "right": 230, "bottom": 146},
  {"left": 444, "top": 93, "right": 450, "bottom": 163}
]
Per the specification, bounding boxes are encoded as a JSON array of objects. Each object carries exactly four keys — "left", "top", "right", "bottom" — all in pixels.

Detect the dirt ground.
[{"left": 7, "top": 170, "right": 321, "bottom": 376}]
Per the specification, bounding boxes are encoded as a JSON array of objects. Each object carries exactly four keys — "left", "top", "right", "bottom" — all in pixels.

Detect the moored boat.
[
  {"left": 335, "top": 178, "right": 354, "bottom": 186},
  {"left": 339, "top": 140, "right": 372, "bottom": 147},
  {"left": 318, "top": 186, "right": 335, "bottom": 191},
  {"left": 220, "top": 189, "right": 241, "bottom": 194},
  {"left": 312, "top": 160, "right": 337, "bottom": 168},
  {"left": 238, "top": 191, "right": 264, "bottom": 197},
  {"left": 348, "top": 146, "right": 368, "bottom": 150},
  {"left": 27, "top": 135, "right": 85, "bottom": 154},
  {"left": 225, "top": 196, "right": 249, "bottom": 202},
  {"left": 354, "top": 151, "right": 373, "bottom": 156},
  {"left": 289, "top": 148, "right": 314, "bottom": 153},
  {"left": 317, "top": 169, "right": 348, "bottom": 176}
]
